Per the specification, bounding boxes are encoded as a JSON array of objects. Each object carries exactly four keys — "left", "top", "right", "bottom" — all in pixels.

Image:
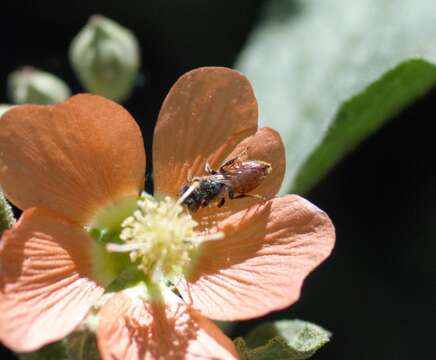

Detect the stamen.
[
  {"left": 112, "top": 192, "right": 218, "bottom": 282},
  {"left": 188, "top": 231, "right": 224, "bottom": 245},
  {"left": 106, "top": 242, "right": 150, "bottom": 253}
]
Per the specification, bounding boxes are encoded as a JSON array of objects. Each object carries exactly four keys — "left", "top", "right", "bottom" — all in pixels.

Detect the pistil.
[{"left": 106, "top": 192, "right": 223, "bottom": 283}]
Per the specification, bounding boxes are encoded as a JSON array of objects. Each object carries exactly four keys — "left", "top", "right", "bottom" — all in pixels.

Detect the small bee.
[{"left": 180, "top": 151, "right": 272, "bottom": 212}]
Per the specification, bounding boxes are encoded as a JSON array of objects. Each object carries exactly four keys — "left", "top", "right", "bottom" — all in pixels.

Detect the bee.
[{"left": 180, "top": 151, "right": 272, "bottom": 212}]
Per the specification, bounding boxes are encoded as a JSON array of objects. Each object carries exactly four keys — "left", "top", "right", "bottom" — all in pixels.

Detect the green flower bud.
[
  {"left": 0, "top": 104, "right": 14, "bottom": 117},
  {"left": 7, "top": 67, "right": 71, "bottom": 105},
  {"left": 69, "top": 15, "right": 140, "bottom": 102},
  {"left": 1, "top": 191, "right": 15, "bottom": 235}
]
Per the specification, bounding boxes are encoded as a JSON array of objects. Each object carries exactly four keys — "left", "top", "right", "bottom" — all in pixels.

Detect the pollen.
[{"left": 106, "top": 192, "right": 218, "bottom": 282}]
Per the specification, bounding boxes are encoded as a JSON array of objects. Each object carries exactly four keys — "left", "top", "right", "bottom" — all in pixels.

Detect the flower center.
[{"left": 106, "top": 192, "right": 222, "bottom": 283}]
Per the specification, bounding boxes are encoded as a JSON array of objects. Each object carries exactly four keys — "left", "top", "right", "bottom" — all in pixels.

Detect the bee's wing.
[
  {"left": 208, "top": 174, "right": 234, "bottom": 187},
  {"left": 217, "top": 169, "right": 246, "bottom": 185},
  {"left": 222, "top": 161, "right": 256, "bottom": 176},
  {"left": 220, "top": 157, "right": 243, "bottom": 173}
]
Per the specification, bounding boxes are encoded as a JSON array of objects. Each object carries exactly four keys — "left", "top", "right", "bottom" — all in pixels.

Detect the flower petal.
[
  {"left": 0, "top": 94, "right": 146, "bottom": 224},
  {"left": 97, "top": 292, "right": 238, "bottom": 360},
  {"left": 153, "top": 67, "right": 258, "bottom": 198},
  {"left": 194, "top": 127, "right": 286, "bottom": 228},
  {"left": 177, "top": 195, "right": 335, "bottom": 321},
  {"left": 0, "top": 208, "right": 104, "bottom": 352}
]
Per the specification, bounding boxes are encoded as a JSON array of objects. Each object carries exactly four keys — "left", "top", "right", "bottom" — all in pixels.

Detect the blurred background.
[{"left": 1, "top": 1, "right": 435, "bottom": 359}]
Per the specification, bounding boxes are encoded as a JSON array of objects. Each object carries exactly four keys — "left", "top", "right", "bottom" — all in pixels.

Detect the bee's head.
[{"left": 180, "top": 185, "right": 200, "bottom": 212}]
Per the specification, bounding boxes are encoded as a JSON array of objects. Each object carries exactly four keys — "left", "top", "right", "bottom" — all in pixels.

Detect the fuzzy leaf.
[
  {"left": 236, "top": 0, "right": 436, "bottom": 193},
  {"left": 0, "top": 104, "right": 14, "bottom": 116},
  {"left": 0, "top": 191, "right": 15, "bottom": 235},
  {"left": 19, "top": 332, "right": 100, "bottom": 360},
  {"left": 236, "top": 319, "right": 331, "bottom": 360},
  {"left": 66, "top": 331, "right": 100, "bottom": 360},
  {"left": 19, "top": 341, "right": 69, "bottom": 360},
  {"left": 293, "top": 59, "right": 436, "bottom": 193}
]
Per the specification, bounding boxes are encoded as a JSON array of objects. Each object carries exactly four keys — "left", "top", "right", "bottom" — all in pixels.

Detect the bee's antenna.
[{"left": 176, "top": 180, "right": 200, "bottom": 207}]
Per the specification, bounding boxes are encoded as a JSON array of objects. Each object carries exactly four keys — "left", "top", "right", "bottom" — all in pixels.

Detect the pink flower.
[{"left": 0, "top": 67, "right": 335, "bottom": 359}]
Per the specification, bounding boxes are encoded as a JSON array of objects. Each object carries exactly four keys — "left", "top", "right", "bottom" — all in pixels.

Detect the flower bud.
[
  {"left": 1, "top": 191, "right": 15, "bottom": 235},
  {"left": 0, "top": 104, "right": 14, "bottom": 117},
  {"left": 7, "top": 67, "right": 71, "bottom": 105},
  {"left": 69, "top": 15, "right": 140, "bottom": 102}
]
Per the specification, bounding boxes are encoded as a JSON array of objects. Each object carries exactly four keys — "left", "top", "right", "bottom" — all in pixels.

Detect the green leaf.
[
  {"left": 293, "top": 59, "right": 436, "bottom": 193},
  {"left": 0, "top": 104, "right": 14, "bottom": 116},
  {"left": 66, "top": 331, "right": 100, "bottom": 360},
  {"left": 236, "top": 0, "right": 436, "bottom": 194},
  {"left": 0, "top": 191, "right": 15, "bottom": 235},
  {"left": 236, "top": 319, "right": 331, "bottom": 360},
  {"left": 19, "top": 332, "right": 100, "bottom": 360},
  {"left": 19, "top": 341, "right": 69, "bottom": 360}
]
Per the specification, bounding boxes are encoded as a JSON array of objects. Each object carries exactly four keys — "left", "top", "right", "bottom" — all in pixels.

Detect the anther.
[
  {"left": 106, "top": 242, "right": 149, "bottom": 253},
  {"left": 188, "top": 231, "right": 224, "bottom": 245}
]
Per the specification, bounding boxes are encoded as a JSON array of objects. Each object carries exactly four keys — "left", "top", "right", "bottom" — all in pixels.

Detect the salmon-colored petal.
[
  {"left": 0, "top": 94, "right": 145, "bottom": 224},
  {"left": 97, "top": 292, "right": 238, "bottom": 360},
  {"left": 153, "top": 67, "right": 258, "bottom": 198},
  {"left": 194, "top": 127, "right": 286, "bottom": 228},
  {"left": 0, "top": 208, "right": 104, "bottom": 352},
  {"left": 177, "top": 195, "right": 335, "bottom": 321}
]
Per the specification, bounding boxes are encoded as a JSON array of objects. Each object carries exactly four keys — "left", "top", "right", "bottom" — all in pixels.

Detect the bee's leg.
[
  {"left": 217, "top": 197, "right": 226, "bottom": 208},
  {"left": 228, "top": 188, "right": 235, "bottom": 199},
  {"left": 220, "top": 159, "right": 234, "bottom": 171},
  {"left": 238, "top": 147, "right": 249, "bottom": 158},
  {"left": 246, "top": 194, "right": 267, "bottom": 200},
  {"left": 220, "top": 157, "right": 240, "bottom": 170},
  {"left": 230, "top": 148, "right": 248, "bottom": 161},
  {"left": 230, "top": 193, "right": 267, "bottom": 201},
  {"left": 219, "top": 148, "right": 248, "bottom": 170},
  {"left": 204, "top": 162, "right": 217, "bottom": 175},
  {"left": 201, "top": 199, "right": 210, "bottom": 208}
]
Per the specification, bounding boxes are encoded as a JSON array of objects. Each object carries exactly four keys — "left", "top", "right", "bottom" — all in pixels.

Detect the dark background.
[{"left": 1, "top": 1, "right": 435, "bottom": 359}]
